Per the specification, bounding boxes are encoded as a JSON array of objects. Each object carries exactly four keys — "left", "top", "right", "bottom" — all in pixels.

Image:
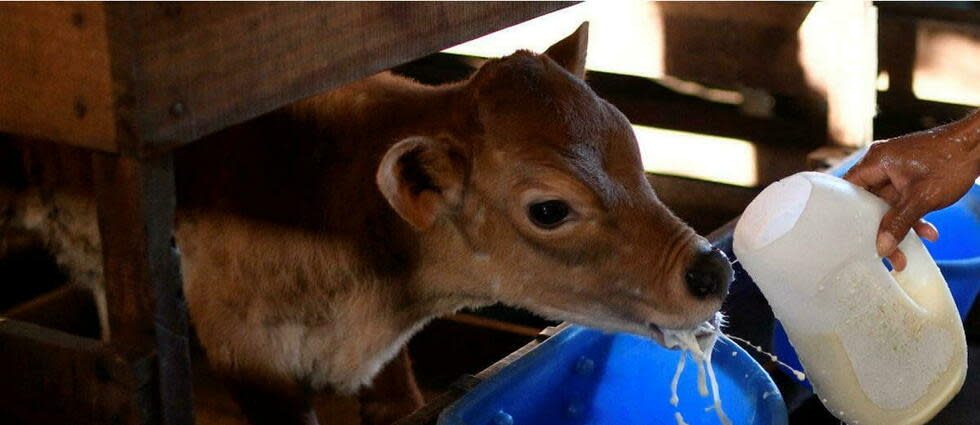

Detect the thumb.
[{"left": 877, "top": 198, "right": 932, "bottom": 257}]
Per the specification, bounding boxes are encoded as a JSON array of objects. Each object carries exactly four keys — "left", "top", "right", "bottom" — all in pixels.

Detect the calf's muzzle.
[{"left": 684, "top": 246, "right": 732, "bottom": 298}]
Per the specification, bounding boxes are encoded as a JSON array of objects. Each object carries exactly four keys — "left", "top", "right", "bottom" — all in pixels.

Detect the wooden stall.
[
  {"left": 2, "top": 1, "right": 977, "bottom": 425},
  {"left": 0, "top": 3, "right": 574, "bottom": 424}
]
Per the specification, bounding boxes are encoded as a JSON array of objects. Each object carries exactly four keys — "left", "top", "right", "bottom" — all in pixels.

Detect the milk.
[
  {"left": 662, "top": 316, "right": 731, "bottom": 425},
  {"left": 733, "top": 172, "right": 967, "bottom": 425}
]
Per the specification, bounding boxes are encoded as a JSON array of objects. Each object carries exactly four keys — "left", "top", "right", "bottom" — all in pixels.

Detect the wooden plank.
[
  {"left": 447, "top": 313, "right": 543, "bottom": 338},
  {"left": 878, "top": 17, "right": 917, "bottom": 97},
  {"left": 0, "top": 3, "right": 572, "bottom": 153},
  {"left": 5, "top": 284, "right": 101, "bottom": 339},
  {"left": 647, "top": 173, "right": 759, "bottom": 235},
  {"left": 0, "top": 318, "right": 148, "bottom": 425},
  {"left": 92, "top": 153, "right": 192, "bottom": 425},
  {"left": 105, "top": 2, "right": 574, "bottom": 154},
  {"left": 655, "top": 2, "right": 878, "bottom": 147},
  {"left": 878, "top": 15, "right": 979, "bottom": 126},
  {"left": 877, "top": 2, "right": 980, "bottom": 27},
  {"left": 658, "top": 2, "right": 815, "bottom": 98},
  {"left": 877, "top": 93, "right": 976, "bottom": 129},
  {"left": 0, "top": 3, "right": 117, "bottom": 151},
  {"left": 910, "top": 19, "right": 980, "bottom": 106}
]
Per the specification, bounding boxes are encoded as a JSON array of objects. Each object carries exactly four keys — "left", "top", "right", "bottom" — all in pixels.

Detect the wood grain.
[
  {"left": 93, "top": 153, "right": 192, "bottom": 425},
  {"left": 660, "top": 1, "right": 877, "bottom": 147},
  {"left": 111, "top": 2, "right": 573, "bottom": 153},
  {"left": 5, "top": 284, "right": 102, "bottom": 339},
  {"left": 0, "top": 3, "right": 116, "bottom": 151},
  {"left": 0, "top": 319, "right": 148, "bottom": 425},
  {"left": 658, "top": 2, "right": 815, "bottom": 98},
  {"left": 0, "top": 2, "right": 572, "bottom": 153}
]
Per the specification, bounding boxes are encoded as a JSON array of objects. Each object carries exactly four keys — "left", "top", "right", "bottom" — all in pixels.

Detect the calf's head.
[{"left": 377, "top": 24, "right": 731, "bottom": 344}]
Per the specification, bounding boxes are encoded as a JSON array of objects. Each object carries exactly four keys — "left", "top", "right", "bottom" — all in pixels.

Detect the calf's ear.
[
  {"left": 543, "top": 22, "right": 589, "bottom": 79},
  {"left": 377, "top": 137, "right": 465, "bottom": 229}
]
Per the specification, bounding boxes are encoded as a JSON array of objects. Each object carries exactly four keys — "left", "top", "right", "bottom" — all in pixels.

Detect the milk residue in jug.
[{"left": 733, "top": 172, "right": 967, "bottom": 425}]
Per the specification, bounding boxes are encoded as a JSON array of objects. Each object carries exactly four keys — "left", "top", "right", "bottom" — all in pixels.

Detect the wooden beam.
[
  {"left": 446, "top": 313, "right": 543, "bottom": 338},
  {"left": 111, "top": 2, "right": 574, "bottom": 153},
  {"left": 0, "top": 318, "right": 149, "bottom": 425},
  {"left": 5, "top": 284, "right": 101, "bottom": 339},
  {"left": 0, "top": 4, "right": 116, "bottom": 151},
  {"left": 878, "top": 17, "right": 917, "bottom": 97},
  {"left": 0, "top": 2, "right": 574, "bottom": 154},
  {"left": 644, "top": 1, "right": 879, "bottom": 147},
  {"left": 646, "top": 173, "right": 759, "bottom": 235},
  {"left": 658, "top": 2, "right": 815, "bottom": 97},
  {"left": 877, "top": 3, "right": 980, "bottom": 27},
  {"left": 92, "top": 153, "right": 192, "bottom": 425}
]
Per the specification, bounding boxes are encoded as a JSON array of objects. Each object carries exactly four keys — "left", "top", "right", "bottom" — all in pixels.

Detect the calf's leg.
[
  {"left": 225, "top": 374, "right": 319, "bottom": 425},
  {"left": 359, "top": 348, "right": 425, "bottom": 425}
]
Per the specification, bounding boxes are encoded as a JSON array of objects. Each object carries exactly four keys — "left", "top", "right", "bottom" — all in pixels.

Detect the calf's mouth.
[{"left": 649, "top": 312, "right": 725, "bottom": 353}]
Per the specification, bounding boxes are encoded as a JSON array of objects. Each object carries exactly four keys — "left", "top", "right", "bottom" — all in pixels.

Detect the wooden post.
[
  {"left": 801, "top": 1, "right": 879, "bottom": 147},
  {"left": 878, "top": 18, "right": 916, "bottom": 99},
  {"left": 92, "top": 153, "right": 193, "bottom": 425}
]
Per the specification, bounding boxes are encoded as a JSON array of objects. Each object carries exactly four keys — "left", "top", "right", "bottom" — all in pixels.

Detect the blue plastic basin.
[
  {"left": 919, "top": 185, "right": 980, "bottom": 319},
  {"left": 438, "top": 326, "right": 788, "bottom": 425}
]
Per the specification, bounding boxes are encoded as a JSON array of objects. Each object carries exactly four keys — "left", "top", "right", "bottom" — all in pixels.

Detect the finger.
[
  {"left": 877, "top": 198, "right": 933, "bottom": 257},
  {"left": 913, "top": 220, "right": 938, "bottom": 242},
  {"left": 887, "top": 248, "right": 908, "bottom": 272},
  {"left": 874, "top": 184, "right": 901, "bottom": 206},
  {"left": 843, "top": 157, "right": 889, "bottom": 189}
]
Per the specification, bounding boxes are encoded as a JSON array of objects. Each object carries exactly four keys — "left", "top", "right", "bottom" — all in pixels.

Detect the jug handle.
[{"left": 891, "top": 232, "right": 945, "bottom": 313}]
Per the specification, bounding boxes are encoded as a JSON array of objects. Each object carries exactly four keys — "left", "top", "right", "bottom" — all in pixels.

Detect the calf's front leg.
[
  {"left": 224, "top": 374, "right": 319, "bottom": 425},
  {"left": 359, "top": 347, "right": 425, "bottom": 425}
]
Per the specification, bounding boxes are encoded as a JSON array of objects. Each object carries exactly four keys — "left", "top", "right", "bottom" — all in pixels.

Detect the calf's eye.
[{"left": 528, "top": 200, "right": 571, "bottom": 229}]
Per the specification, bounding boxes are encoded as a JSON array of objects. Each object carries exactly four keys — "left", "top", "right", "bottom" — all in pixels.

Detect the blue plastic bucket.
[
  {"left": 919, "top": 184, "right": 980, "bottom": 319},
  {"left": 438, "top": 326, "right": 788, "bottom": 425}
]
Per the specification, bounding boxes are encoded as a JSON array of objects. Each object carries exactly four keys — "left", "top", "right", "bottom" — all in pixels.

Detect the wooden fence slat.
[{"left": 0, "top": 318, "right": 149, "bottom": 425}]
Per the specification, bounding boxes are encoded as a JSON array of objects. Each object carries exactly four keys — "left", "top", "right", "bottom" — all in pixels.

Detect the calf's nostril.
[
  {"left": 685, "top": 247, "right": 733, "bottom": 298},
  {"left": 685, "top": 269, "right": 717, "bottom": 297}
]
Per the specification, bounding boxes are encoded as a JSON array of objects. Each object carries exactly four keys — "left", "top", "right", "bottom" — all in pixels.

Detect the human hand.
[{"left": 844, "top": 112, "right": 980, "bottom": 271}]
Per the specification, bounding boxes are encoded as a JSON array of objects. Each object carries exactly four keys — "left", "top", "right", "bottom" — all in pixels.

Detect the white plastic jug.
[{"left": 733, "top": 171, "right": 967, "bottom": 425}]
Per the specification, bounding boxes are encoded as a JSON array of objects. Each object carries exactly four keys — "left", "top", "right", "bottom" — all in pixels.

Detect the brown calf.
[{"left": 1, "top": 24, "right": 731, "bottom": 425}]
